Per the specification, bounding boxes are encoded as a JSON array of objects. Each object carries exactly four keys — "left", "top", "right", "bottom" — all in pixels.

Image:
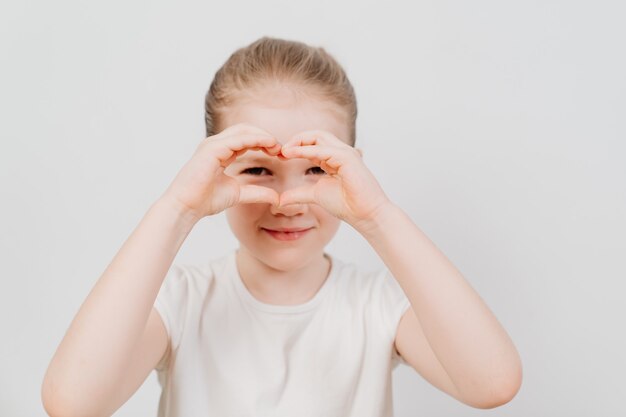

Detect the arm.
[
  {"left": 358, "top": 203, "right": 523, "bottom": 408},
  {"left": 42, "top": 198, "right": 198, "bottom": 416},
  {"left": 275, "top": 130, "right": 522, "bottom": 408},
  {"left": 41, "top": 125, "right": 281, "bottom": 417}
]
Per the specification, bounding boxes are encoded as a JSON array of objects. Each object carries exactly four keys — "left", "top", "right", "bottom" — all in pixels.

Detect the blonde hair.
[{"left": 204, "top": 37, "right": 357, "bottom": 146}]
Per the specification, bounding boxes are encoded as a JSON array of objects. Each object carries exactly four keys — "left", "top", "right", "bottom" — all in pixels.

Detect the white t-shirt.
[{"left": 153, "top": 251, "right": 411, "bottom": 417}]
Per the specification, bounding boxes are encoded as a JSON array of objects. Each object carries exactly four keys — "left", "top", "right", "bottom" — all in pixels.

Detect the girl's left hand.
[{"left": 277, "top": 130, "right": 393, "bottom": 230}]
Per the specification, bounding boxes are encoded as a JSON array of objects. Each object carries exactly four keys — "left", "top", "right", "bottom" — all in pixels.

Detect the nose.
[
  {"left": 269, "top": 176, "right": 310, "bottom": 216},
  {"left": 270, "top": 200, "right": 308, "bottom": 216}
]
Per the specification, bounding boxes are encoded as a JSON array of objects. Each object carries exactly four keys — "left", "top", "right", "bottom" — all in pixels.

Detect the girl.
[{"left": 42, "top": 37, "right": 522, "bottom": 417}]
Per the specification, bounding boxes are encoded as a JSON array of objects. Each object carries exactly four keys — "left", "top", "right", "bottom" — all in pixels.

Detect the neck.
[{"left": 235, "top": 248, "right": 332, "bottom": 306}]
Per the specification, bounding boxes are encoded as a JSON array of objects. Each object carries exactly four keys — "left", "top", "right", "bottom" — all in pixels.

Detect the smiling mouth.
[{"left": 261, "top": 227, "right": 313, "bottom": 241}]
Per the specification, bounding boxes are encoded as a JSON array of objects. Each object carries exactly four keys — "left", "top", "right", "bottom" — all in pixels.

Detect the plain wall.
[{"left": 1, "top": 0, "right": 624, "bottom": 415}]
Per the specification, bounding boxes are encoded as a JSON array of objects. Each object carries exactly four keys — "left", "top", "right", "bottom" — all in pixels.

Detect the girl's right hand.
[{"left": 160, "top": 123, "right": 282, "bottom": 221}]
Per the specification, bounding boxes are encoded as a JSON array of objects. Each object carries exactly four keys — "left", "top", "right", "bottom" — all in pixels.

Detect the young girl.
[{"left": 42, "top": 37, "right": 522, "bottom": 416}]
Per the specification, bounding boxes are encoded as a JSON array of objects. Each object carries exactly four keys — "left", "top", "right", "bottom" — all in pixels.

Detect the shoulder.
[
  {"left": 158, "top": 253, "right": 231, "bottom": 300},
  {"left": 335, "top": 257, "right": 409, "bottom": 308},
  {"left": 330, "top": 256, "right": 394, "bottom": 301},
  {"left": 154, "top": 253, "right": 232, "bottom": 348}
]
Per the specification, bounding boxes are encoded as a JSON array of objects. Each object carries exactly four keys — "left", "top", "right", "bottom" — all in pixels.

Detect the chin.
[
  {"left": 248, "top": 245, "right": 322, "bottom": 272},
  {"left": 265, "top": 251, "right": 317, "bottom": 272}
]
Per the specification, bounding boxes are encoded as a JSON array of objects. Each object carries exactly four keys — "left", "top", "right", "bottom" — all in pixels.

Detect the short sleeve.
[
  {"left": 377, "top": 269, "right": 412, "bottom": 369},
  {"left": 153, "top": 264, "right": 190, "bottom": 370}
]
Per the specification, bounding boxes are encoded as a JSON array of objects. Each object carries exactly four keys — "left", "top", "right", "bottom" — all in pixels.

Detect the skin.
[
  {"left": 218, "top": 82, "right": 358, "bottom": 304},
  {"left": 216, "top": 82, "right": 523, "bottom": 407},
  {"left": 41, "top": 79, "right": 522, "bottom": 416}
]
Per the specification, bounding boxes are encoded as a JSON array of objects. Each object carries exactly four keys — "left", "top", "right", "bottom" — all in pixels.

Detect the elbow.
[
  {"left": 42, "top": 377, "right": 73, "bottom": 417},
  {"left": 464, "top": 359, "right": 523, "bottom": 409},
  {"left": 469, "top": 383, "right": 521, "bottom": 409},
  {"left": 42, "top": 391, "right": 92, "bottom": 417},
  {"left": 42, "top": 383, "right": 64, "bottom": 417},
  {"left": 42, "top": 369, "right": 62, "bottom": 417},
  {"left": 42, "top": 373, "right": 98, "bottom": 417}
]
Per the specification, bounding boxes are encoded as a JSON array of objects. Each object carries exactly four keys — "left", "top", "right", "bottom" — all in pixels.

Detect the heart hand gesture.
[
  {"left": 277, "top": 130, "right": 393, "bottom": 231},
  {"left": 161, "top": 123, "right": 282, "bottom": 221}
]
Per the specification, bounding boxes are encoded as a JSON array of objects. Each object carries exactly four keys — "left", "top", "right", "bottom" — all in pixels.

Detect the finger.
[
  {"left": 282, "top": 134, "right": 323, "bottom": 149},
  {"left": 228, "top": 143, "right": 282, "bottom": 168},
  {"left": 283, "top": 130, "right": 348, "bottom": 150},
  {"left": 280, "top": 145, "right": 354, "bottom": 172},
  {"left": 279, "top": 185, "right": 317, "bottom": 206},
  {"left": 238, "top": 185, "right": 280, "bottom": 205},
  {"left": 222, "top": 133, "right": 278, "bottom": 152},
  {"left": 259, "top": 142, "right": 283, "bottom": 156},
  {"left": 209, "top": 134, "right": 279, "bottom": 165},
  {"left": 219, "top": 143, "right": 282, "bottom": 169},
  {"left": 232, "top": 144, "right": 282, "bottom": 158}
]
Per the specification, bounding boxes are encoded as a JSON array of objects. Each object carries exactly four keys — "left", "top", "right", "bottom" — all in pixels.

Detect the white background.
[{"left": 1, "top": 0, "right": 625, "bottom": 415}]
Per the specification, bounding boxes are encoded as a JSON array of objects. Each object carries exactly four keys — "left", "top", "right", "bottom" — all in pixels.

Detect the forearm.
[
  {"left": 43, "top": 198, "right": 197, "bottom": 409},
  {"left": 358, "top": 203, "right": 522, "bottom": 400}
]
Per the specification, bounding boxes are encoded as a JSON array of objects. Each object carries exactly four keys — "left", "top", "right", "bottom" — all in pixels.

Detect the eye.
[
  {"left": 240, "top": 167, "right": 271, "bottom": 176},
  {"left": 307, "top": 166, "right": 327, "bottom": 175},
  {"left": 241, "top": 166, "right": 326, "bottom": 176}
]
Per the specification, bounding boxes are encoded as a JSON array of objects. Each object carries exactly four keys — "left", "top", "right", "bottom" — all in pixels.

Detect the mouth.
[{"left": 261, "top": 227, "right": 313, "bottom": 241}]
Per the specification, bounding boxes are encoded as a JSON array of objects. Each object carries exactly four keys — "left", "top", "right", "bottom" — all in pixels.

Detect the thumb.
[{"left": 238, "top": 185, "right": 280, "bottom": 205}]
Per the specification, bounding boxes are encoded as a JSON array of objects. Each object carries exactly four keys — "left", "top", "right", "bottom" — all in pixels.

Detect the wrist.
[
  {"left": 152, "top": 196, "right": 202, "bottom": 231},
  {"left": 354, "top": 201, "right": 402, "bottom": 239}
]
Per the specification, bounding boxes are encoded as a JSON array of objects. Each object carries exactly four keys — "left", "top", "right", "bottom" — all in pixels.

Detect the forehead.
[{"left": 221, "top": 82, "right": 351, "bottom": 145}]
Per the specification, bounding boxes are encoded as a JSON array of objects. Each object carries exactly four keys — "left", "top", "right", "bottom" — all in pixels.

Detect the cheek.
[
  {"left": 226, "top": 203, "right": 265, "bottom": 227},
  {"left": 225, "top": 206, "right": 250, "bottom": 233},
  {"left": 243, "top": 177, "right": 273, "bottom": 187},
  {"left": 313, "top": 207, "right": 341, "bottom": 230},
  {"left": 232, "top": 175, "right": 276, "bottom": 190}
]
